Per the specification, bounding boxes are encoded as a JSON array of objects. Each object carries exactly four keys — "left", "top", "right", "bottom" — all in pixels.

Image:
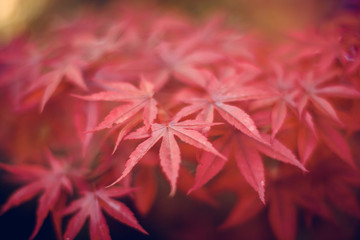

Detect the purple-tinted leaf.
[
  {"left": 220, "top": 193, "right": 264, "bottom": 229},
  {"left": 269, "top": 189, "right": 297, "bottom": 240}
]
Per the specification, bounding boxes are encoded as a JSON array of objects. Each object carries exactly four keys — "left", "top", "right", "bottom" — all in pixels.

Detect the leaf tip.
[
  {"left": 187, "top": 186, "right": 197, "bottom": 195},
  {"left": 0, "top": 206, "right": 7, "bottom": 216},
  {"left": 106, "top": 176, "right": 123, "bottom": 189},
  {"left": 168, "top": 184, "right": 177, "bottom": 197}
]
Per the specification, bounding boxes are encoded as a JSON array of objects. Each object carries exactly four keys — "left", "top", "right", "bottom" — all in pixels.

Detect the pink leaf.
[
  {"left": 174, "top": 65, "right": 207, "bottom": 87},
  {"left": 311, "top": 95, "right": 342, "bottom": 125},
  {"left": 124, "top": 126, "right": 151, "bottom": 140},
  {"left": 182, "top": 50, "right": 223, "bottom": 65},
  {"left": 64, "top": 65, "right": 87, "bottom": 91},
  {"left": 30, "top": 183, "right": 63, "bottom": 240},
  {"left": 64, "top": 188, "right": 147, "bottom": 240},
  {"left": 215, "top": 102, "right": 262, "bottom": 141},
  {"left": 143, "top": 98, "right": 158, "bottom": 129},
  {"left": 108, "top": 125, "right": 165, "bottom": 187},
  {"left": 99, "top": 192, "right": 148, "bottom": 234},
  {"left": 78, "top": 79, "right": 158, "bottom": 133},
  {"left": 93, "top": 102, "right": 145, "bottom": 131},
  {"left": 112, "top": 119, "right": 141, "bottom": 154},
  {"left": 235, "top": 137, "right": 265, "bottom": 203},
  {"left": 269, "top": 189, "right": 297, "bottom": 240},
  {"left": 40, "top": 71, "right": 62, "bottom": 112},
  {"left": 99, "top": 81, "right": 141, "bottom": 92},
  {"left": 173, "top": 101, "right": 206, "bottom": 122},
  {"left": 315, "top": 85, "right": 360, "bottom": 98},
  {"left": 220, "top": 193, "right": 264, "bottom": 229},
  {"left": 63, "top": 202, "right": 90, "bottom": 240},
  {"left": 169, "top": 122, "right": 225, "bottom": 159},
  {"left": 89, "top": 204, "right": 111, "bottom": 240},
  {"left": 195, "top": 104, "right": 215, "bottom": 129},
  {"left": 0, "top": 181, "right": 43, "bottom": 214},
  {"left": 318, "top": 121, "right": 355, "bottom": 168},
  {"left": 297, "top": 124, "right": 317, "bottom": 164},
  {"left": 271, "top": 101, "right": 287, "bottom": 139},
  {"left": 109, "top": 120, "right": 224, "bottom": 194},
  {"left": 76, "top": 102, "right": 98, "bottom": 156},
  {"left": 159, "top": 130, "right": 181, "bottom": 196},
  {"left": 251, "top": 134, "right": 306, "bottom": 171},
  {"left": 1, "top": 153, "right": 72, "bottom": 240},
  {"left": 189, "top": 136, "right": 230, "bottom": 193},
  {"left": 75, "top": 90, "right": 143, "bottom": 102}
]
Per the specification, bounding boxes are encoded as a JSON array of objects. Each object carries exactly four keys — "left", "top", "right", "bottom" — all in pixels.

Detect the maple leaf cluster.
[{"left": 0, "top": 3, "right": 360, "bottom": 240}]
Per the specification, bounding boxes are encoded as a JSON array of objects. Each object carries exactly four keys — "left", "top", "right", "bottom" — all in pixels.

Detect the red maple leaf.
[
  {"left": 0, "top": 151, "right": 73, "bottom": 240},
  {"left": 108, "top": 119, "right": 225, "bottom": 196},
  {"left": 74, "top": 101, "right": 99, "bottom": 157},
  {"left": 297, "top": 70, "right": 360, "bottom": 124},
  {"left": 149, "top": 36, "right": 224, "bottom": 88},
  {"left": 70, "top": 24, "right": 125, "bottom": 63},
  {"left": 189, "top": 128, "right": 305, "bottom": 202},
  {"left": 77, "top": 76, "right": 157, "bottom": 134},
  {"left": 25, "top": 52, "right": 88, "bottom": 112},
  {"left": 63, "top": 187, "right": 147, "bottom": 240},
  {"left": 219, "top": 156, "right": 360, "bottom": 240},
  {"left": 174, "top": 72, "right": 268, "bottom": 142},
  {"left": 315, "top": 115, "right": 357, "bottom": 168},
  {"left": 249, "top": 63, "right": 299, "bottom": 139}
]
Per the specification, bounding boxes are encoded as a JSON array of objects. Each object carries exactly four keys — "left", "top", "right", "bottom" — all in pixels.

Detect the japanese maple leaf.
[
  {"left": 267, "top": 182, "right": 299, "bottom": 240},
  {"left": 150, "top": 37, "right": 224, "bottom": 88},
  {"left": 221, "top": 155, "right": 360, "bottom": 240},
  {"left": 315, "top": 115, "right": 356, "bottom": 168},
  {"left": 265, "top": 158, "right": 360, "bottom": 240},
  {"left": 108, "top": 119, "right": 225, "bottom": 196},
  {"left": 0, "top": 151, "right": 73, "bottom": 240},
  {"left": 91, "top": 18, "right": 223, "bottom": 90},
  {"left": 71, "top": 23, "right": 126, "bottom": 62},
  {"left": 25, "top": 53, "right": 88, "bottom": 112},
  {"left": 208, "top": 166, "right": 266, "bottom": 230},
  {"left": 250, "top": 63, "right": 299, "bottom": 139},
  {"left": 74, "top": 102, "right": 99, "bottom": 156},
  {"left": 174, "top": 72, "right": 268, "bottom": 142},
  {"left": 133, "top": 166, "right": 158, "bottom": 215},
  {"left": 297, "top": 70, "right": 360, "bottom": 124},
  {"left": 251, "top": 107, "right": 318, "bottom": 165},
  {"left": 77, "top": 77, "right": 157, "bottom": 134},
  {"left": 63, "top": 187, "right": 147, "bottom": 240},
  {"left": 296, "top": 111, "right": 318, "bottom": 164},
  {"left": 286, "top": 27, "right": 351, "bottom": 71},
  {"left": 189, "top": 129, "right": 305, "bottom": 203},
  {"left": 219, "top": 189, "right": 264, "bottom": 231},
  {"left": 217, "top": 173, "right": 299, "bottom": 240}
]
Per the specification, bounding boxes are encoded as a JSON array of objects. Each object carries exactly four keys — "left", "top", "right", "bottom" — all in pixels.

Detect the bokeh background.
[{"left": 1, "top": 0, "right": 359, "bottom": 43}]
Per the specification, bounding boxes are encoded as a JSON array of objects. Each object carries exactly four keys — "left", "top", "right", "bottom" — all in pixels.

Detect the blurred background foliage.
[{"left": 0, "top": 0, "right": 357, "bottom": 43}]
